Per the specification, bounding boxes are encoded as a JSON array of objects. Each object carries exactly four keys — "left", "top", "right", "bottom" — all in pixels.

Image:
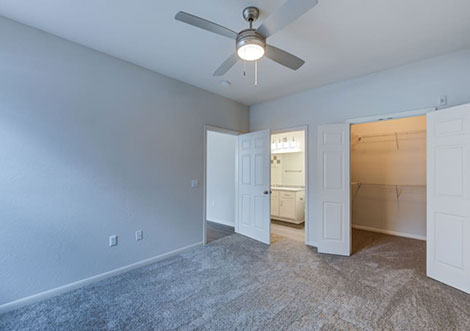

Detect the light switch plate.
[{"left": 109, "top": 235, "right": 117, "bottom": 247}]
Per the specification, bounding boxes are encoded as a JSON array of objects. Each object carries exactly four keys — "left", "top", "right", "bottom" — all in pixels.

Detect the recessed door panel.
[
  {"left": 435, "top": 213, "right": 464, "bottom": 269},
  {"left": 254, "top": 196, "right": 265, "bottom": 230},
  {"left": 241, "top": 195, "right": 251, "bottom": 226},
  {"left": 254, "top": 154, "right": 264, "bottom": 186},
  {"left": 241, "top": 155, "right": 251, "bottom": 185},
  {"left": 323, "top": 151, "right": 343, "bottom": 190},
  {"left": 435, "top": 146, "right": 463, "bottom": 196},
  {"left": 323, "top": 202, "right": 343, "bottom": 241}
]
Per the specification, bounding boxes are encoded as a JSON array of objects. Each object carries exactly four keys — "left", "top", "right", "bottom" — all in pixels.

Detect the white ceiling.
[{"left": 1, "top": 0, "right": 469, "bottom": 105}]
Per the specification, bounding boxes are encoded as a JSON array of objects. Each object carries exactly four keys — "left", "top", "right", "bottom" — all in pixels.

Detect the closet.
[{"left": 351, "top": 116, "right": 426, "bottom": 241}]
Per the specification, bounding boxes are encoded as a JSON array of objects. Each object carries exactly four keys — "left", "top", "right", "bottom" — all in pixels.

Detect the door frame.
[
  {"left": 345, "top": 107, "right": 436, "bottom": 247},
  {"left": 271, "top": 125, "right": 310, "bottom": 245},
  {"left": 203, "top": 125, "right": 241, "bottom": 245}
]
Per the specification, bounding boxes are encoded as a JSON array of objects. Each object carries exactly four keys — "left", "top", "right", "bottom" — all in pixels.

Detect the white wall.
[
  {"left": 0, "top": 17, "right": 248, "bottom": 306},
  {"left": 351, "top": 117, "right": 426, "bottom": 239},
  {"left": 206, "top": 131, "right": 236, "bottom": 227},
  {"left": 271, "top": 131, "right": 305, "bottom": 187},
  {"left": 271, "top": 153, "right": 305, "bottom": 187},
  {"left": 250, "top": 48, "right": 470, "bottom": 246},
  {"left": 351, "top": 116, "right": 426, "bottom": 185}
]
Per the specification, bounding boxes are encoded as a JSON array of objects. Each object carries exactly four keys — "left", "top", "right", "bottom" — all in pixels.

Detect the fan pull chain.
[
  {"left": 243, "top": 61, "right": 247, "bottom": 77},
  {"left": 254, "top": 61, "right": 258, "bottom": 86}
]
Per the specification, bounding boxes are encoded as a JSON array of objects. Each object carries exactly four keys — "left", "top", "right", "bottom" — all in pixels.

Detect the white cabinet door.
[
  {"left": 237, "top": 130, "right": 271, "bottom": 244},
  {"left": 280, "top": 198, "right": 296, "bottom": 219},
  {"left": 427, "top": 104, "right": 470, "bottom": 293},
  {"left": 271, "top": 196, "right": 280, "bottom": 216},
  {"left": 317, "top": 124, "right": 351, "bottom": 256}
]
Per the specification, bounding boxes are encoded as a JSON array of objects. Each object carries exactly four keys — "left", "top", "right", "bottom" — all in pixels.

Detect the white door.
[
  {"left": 237, "top": 130, "right": 271, "bottom": 244},
  {"left": 317, "top": 124, "right": 351, "bottom": 256},
  {"left": 427, "top": 104, "right": 470, "bottom": 293}
]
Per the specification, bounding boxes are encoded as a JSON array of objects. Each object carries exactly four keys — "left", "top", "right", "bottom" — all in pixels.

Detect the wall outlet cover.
[
  {"left": 191, "top": 179, "right": 199, "bottom": 188},
  {"left": 135, "top": 230, "right": 143, "bottom": 241},
  {"left": 109, "top": 235, "right": 118, "bottom": 247}
]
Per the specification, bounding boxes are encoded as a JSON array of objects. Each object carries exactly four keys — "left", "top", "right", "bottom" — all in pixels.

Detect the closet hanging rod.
[{"left": 357, "top": 129, "right": 425, "bottom": 141}]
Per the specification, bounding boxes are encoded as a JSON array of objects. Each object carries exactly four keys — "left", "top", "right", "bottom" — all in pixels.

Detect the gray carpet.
[{"left": 1, "top": 230, "right": 469, "bottom": 330}]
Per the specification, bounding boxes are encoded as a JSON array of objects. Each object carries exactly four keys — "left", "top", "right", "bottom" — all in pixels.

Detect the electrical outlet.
[
  {"left": 191, "top": 179, "right": 199, "bottom": 188},
  {"left": 109, "top": 235, "right": 118, "bottom": 247},
  {"left": 135, "top": 230, "right": 143, "bottom": 241}
]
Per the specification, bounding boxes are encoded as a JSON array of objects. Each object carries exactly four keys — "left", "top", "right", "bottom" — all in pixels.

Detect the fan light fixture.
[
  {"left": 237, "top": 44, "right": 265, "bottom": 61},
  {"left": 175, "top": 0, "right": 318, "bottom": 82}
]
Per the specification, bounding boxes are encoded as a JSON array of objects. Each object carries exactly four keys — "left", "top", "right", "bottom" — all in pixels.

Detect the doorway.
[
  {"left": 270, "top": 128, "right": 308, "bottom": 244},
  {"left": 204, "top": 126, "right": 239, "bottom": 244},
  {"left": 350, "top": 116, "right": 427, "bottom": 253}
]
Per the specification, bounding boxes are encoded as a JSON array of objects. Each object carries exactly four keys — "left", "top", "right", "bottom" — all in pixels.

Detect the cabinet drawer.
[{"left": 280, "top": 191, "right": 295, "bottom": 199}]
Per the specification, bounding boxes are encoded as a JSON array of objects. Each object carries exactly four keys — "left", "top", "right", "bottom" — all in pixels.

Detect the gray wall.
[
  {"left": 250, "top": 48, "right": 470, "bottom": 245},
  {"left": 0, "top": 17, "right": 248, "bottom": 305},
  {"left": 206, "top": 131, "right": 236, "bottom": 226}
]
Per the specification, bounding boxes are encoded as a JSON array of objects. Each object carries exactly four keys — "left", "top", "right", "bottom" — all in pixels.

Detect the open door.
[
  {"left": 427, "top": 104, "right": 470, "bottom": 293},
  {"left": 317, "top": 124, "right": 351, "bottom": 256},
  {"left": 237, "top": 129, "right": 271, "bottom": 244}
]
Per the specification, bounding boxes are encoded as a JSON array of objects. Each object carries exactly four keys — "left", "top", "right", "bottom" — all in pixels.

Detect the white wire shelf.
[
  {"left": 351, "top": 182, "right": 426, "bottom": 200},
  {"left": 354, "top": 129, "right": 426, "bottom": 150}
]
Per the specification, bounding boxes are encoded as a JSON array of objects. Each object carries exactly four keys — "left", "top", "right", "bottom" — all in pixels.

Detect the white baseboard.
[
  {"left": 0, "top": 241, "right": 203, "bottom": 314},
  {"left": 352, "top": 224, "right": 426, "bottom": 241},
  {"left": 207, "top": 216, "right": 234, "bottom": 227}
]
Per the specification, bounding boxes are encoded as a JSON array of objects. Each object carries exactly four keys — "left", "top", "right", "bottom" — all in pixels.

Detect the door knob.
[{"left": 264, "top": 190, "right": 270, "bottom": 195}]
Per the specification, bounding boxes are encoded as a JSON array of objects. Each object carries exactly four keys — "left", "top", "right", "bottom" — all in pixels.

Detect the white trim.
[
  {"left": 352, "top": 225, "right": 426, "bottom": 241},
  {"left": 271, "top": 125, "right": 310, "bottom": 246},
  {"left": 203, "top": 125, "right": 241, "bottom": 245},
  {"left": 206, "top": 217, "right": 235, "bottom": 227},
  {"left": 346, "top": 107, "right": 436, "bottom": 124},
  {"left": 306, "top": 240, "right": 318, "bottom": 247},
  {"left": 0, "top": 241, "right": 203, "bottom": 314}
]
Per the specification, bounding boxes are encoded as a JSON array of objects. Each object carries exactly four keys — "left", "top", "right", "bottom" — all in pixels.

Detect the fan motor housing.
[{"left": 236, "top": 29, "right": 266, "bottom": 56}]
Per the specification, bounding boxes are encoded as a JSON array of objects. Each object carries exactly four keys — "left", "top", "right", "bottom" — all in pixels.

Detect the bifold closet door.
[
  {"left": 237, "top": 129, "right": 271, "bottom": 244},
  {"left": 427, "top": 103, "right": 470, "bottom": 293},
  {"left": 317, "top": 124, "right": 351, "bottom": 256}
]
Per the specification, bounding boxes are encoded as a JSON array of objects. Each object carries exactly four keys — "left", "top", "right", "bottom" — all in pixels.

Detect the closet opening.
[
  {"left": 270, "top": 129, "right": 307, "bottom": 243},
  {"left": 350, "top": 116, "right": 427, "bottom": 253}
]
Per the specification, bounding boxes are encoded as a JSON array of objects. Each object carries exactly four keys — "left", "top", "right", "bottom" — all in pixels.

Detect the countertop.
[{"left": 271, "top": 187, "right": 305, "bottom": 192}]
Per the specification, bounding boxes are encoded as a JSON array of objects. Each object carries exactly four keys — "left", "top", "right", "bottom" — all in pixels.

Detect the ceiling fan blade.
[
  {"left": 256, "top": 0, "right": 318, "bottom": 38},
  {"left": 175, "top": 11, "right": 239, "bottom": 39},
  {"left": 265, "top": 45, "right": 305, "bottom": 70},
  {"left": 214, "top": 53, "right": 239, "bottom": 76}
]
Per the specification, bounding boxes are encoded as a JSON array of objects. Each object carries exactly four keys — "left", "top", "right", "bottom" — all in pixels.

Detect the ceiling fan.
[{"left": 175, "top": 0, "right": 319, "bottom": 78}]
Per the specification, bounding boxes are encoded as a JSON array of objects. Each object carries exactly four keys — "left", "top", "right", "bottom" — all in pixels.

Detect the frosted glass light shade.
[{"left": 237, "top": 44, "right": 265, "bottom": 61}]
